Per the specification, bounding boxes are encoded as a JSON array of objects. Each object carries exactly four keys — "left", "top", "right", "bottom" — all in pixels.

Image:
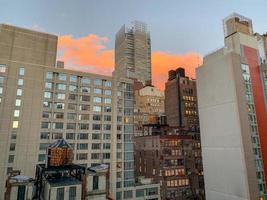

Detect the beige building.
[
  {"left": 115, "top": 21, "right": 151, "bottom": 85},
  {"left": 197, "top": 13, "right": 267, "bottom": 200},
  {"left": 0, "top": 24, "right": 160, "bottom": 200},
  {"left": 134, "top": 85, "right": 164, "bottom": 136}
]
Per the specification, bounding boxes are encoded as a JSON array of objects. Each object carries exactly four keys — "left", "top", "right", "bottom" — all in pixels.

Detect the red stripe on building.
[{"left": 243, "top": 45, "right": 267, "bottom": 182}]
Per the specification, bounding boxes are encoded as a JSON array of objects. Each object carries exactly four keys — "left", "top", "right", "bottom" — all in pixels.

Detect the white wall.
[{"left": 196, "top": 51, "right": 251, "bottom": 200}]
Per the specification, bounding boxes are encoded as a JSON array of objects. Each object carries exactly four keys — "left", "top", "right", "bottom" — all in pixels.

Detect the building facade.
[
  {"left": 197, "top": 13, "right": 267, "bottom": 199},
  {"left": 0, "top": 24, "right": 159, "bottom": 200},
  {"left": 134, "top": 123, "right": 204, "bottom": 200},
  {"left": 134, "top": 85, "right": 165, "bottom": 136},
  {"left": 165, "top": 68, "right": 199, "bottom": 131},
  {"left": 115, "top": 21, "right": 152, "bottom": 85}
]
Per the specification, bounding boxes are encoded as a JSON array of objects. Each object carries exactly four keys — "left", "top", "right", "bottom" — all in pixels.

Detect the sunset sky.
[{"left": 1, "top": 0, "right": 267, "bottom": 89}]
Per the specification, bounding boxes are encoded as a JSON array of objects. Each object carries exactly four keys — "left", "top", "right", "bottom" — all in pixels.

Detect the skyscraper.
[
  {"left": 165, "top": 68, "right": 199, "bottom": 131},
  {"left": 197, "top": 13, "right": 267, "bottom": 199},
  {"left": 0, "top": 24, "right": 160, "bottom": 200},
  {"left": 115, "top": 21, "right": 152, "bottom": 85}
]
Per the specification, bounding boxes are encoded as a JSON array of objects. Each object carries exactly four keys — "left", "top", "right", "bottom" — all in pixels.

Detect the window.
[
  {"left": 78, "top": 133, "right": 88, "bottom": 140},
  {"left": 79, "top": 104, "right": 90, "bottom": 111},
  {"left": 43, "top": 101, "right": 51, "bottom": 108},
  {"left": 0, "top": 64, "right": 6, "bottom": 73},
  {"left": 93, "top": 176, "right": 99, "bottom": 190},
  {"left": 69, "top": 186, "right": 76, "bottom": 200},
  {"left": 46, "top": 72, "right": 53, "bottom": 80},
  {"left": 52, "top": 133, "right": 63, "bottom": 139},
  {"left": 17, "top": 79, "right": 23, "bottom": 86},
  {"left": 104, "top": 90, "right": 112, "bottom": 95},
  {"left": 69, "top": 94, "right": 77, "bottom": 101},
  {"left": 58, "top": 73, "right": 67, "bottom": 81},
  {"left": 70, "top": 75, "right": 77, "bottom": 82},
  {"left": 103, "top": 153, "right": 110, "bottom": 159},
  {"left": 14, "top": 110, "right": 20, "bottom": 117},
  {"left": 104, "top": 81, "right": 112, "bottom": 87},
  {"left": 0, "top": 87, "right": 3, "bottom": 94},
  {"left": 91, "top": 153, "right": 99, "bottom": 159},
  {"left": 93, "top": 114, "right": 101, "bottom": 121},
  {"left": 93, "top": 106, "right": 101, "bottom": 112},
  {"left": 67, "top": 113, "right": 77, "bottom": 120},
  {"left": 8, "top": 155, "right": 14, "bottom": 163},
  {"left": 68, "top": 103, "right": 76, "bottom": 110},
  {"left": 103, "top": 134, "right": 111, "bottom": 140},
  {"left": 76, "top": 153, "right": 88, "bottom": 160},
  {"left": 92, "top": 133, "right": 100, "bottom": 140},
  {"left": 54, "top": 112, "right": 64, "bottom": 119},
  {"left": 104, "top": 106, "right": 111, "bottom": 112},
  {"left": 93, "top": 124, "right": 101, "bottom": 130},
  {"left": 124, "top": 190, "right": 133, "bottom": 199},
  {"left": 45, "top": 82, "right": 52, "bottom": 89},
  {"left": 136, "top": 189, "right": 144, "bottom": 197},
  {"left": 44, "top": 92, "right": 52, "bottom": 99},
  {"left": 94, "top": 79, "right": 102, "bottom": 86},
  {"left": 66, "top": 133, "right": 75, "bottom": 140},
  {"left": 81, "top": 77, "right": 91, "bottom": 84},
  {"left": 11, "top": 132, "right": 17, "bottom": 139},
  {"left": 80, "top": 95, "right": 90, "bottom": 102},
  {"left": 10, "top": 143, "right": 16, "bottom": 151},
  {"left": 104, "top": 115, "right": 111, "bottom": 121},
  {"left": 79, "top": 123, "right": 89, "bottom": 130},
  {"left": 78, "top": 114, "right": 89, "bottom": 120},
  {"left": 69, "top": 85, "right": 77, "bottom": 92},
  {"left": 92, "top": 143, "right": 100, "bottom": 149},
  {"left": 77, "top": 143, "right": 88, "bottom": 150},
  {"left": 56, "top": 93, "right": 65, "bottom": 100},
  {"left": 56, "top": 188, "right": 64, "bottom": 200},
  {"left": 103, "top": 124, "right": 111, "bottom": 130},
  {"left": 94, "top": 88, "right": 102, "bottom": 94},
  {"left": 93, "top": 97, "right": 102, "bottom": 103},
  {"left": 19, "top": 68, "right": 25, "bottom": 76},
  {"left": 53, "top": 122, "right": 64, "bottom": 129},
  {"left": 17, "top": 89, "right": 23, "bottom": 96},
  {"left": 40, "top": 132, "right": 50, "bottom": 139},
  {"left": 55, "top": 102, "right": 64, "bottom": 109},
  {"left": 56, "top": 83, "right": 66, "bottom": 91},
  {"left": 39, "top": 143, "right": 49, "bottom": 150},
  {"left": 80, "top": 87, "right": 90, "bottom": 93},
  {"left": 67, "top": 123, "right": 76, "bottom": 130},
  {"left": 41, "top": 122, "right": 50, "bottom": 129},
  {"left": 103, "top": 143, "right": 110, "bottom": 149},
  {"left": 12, "top": 121, "right": 19, "bottom": 128},
  {"left": 38, "top": 154, "right": 45, "bottom": 162}
]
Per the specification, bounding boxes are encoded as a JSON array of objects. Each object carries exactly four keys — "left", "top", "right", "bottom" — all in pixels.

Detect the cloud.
[
  {"left": 58, "top": 34, "right": 114, "bottom": 75},
  {"left": 58, "top": 34, "right": 202, "bottom": 90},
  {"left": 152, "top": 51, "right": 202, "bottom": 90}
]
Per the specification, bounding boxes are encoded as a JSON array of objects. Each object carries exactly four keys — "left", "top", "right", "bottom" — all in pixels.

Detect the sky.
[{"left": 1, "top": 0, "right": 267, "bottom": 89}]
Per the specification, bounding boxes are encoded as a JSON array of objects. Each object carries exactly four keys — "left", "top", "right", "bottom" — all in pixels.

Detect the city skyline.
[{"left": 1, "top": 0, "right": 267, "bottom": 89}]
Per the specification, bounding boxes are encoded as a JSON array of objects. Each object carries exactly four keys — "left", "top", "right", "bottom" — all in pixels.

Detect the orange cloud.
[
  {"left": 58, "top": 34, "right": 202, "bottom": 90},
  {"left": 152, "top": 51, "right": 202, "bottom": 90},
  {"left": 58, "top": 34, "right": 114, "bottom": 74}
]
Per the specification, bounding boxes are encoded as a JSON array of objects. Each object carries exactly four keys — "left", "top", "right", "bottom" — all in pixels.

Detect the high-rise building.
[
  {"left": 165, "top": 68, "right": 199, "bottom": 131},
  {"left": 0, "top": 24, "right": 159, "bottom": 200},
  {"left": 134, "top": 120, "right": 205, "bottom": 200},
  {"left": 115, "top": 21, "right": 151, "bottom": 85},
  {"left": 197, "top": 13, "right": 267, "bottom": 200},
  {"left": 134, "top": 85, "right": 165, "bottom": 136}
]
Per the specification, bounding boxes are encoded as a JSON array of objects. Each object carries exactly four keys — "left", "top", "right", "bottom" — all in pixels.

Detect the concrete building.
[
  {"left": 197, "top": 13, "right": 267, "bottom": 200},
  {"left": 134, "top": 85, "right": 165, "bottom": 136},
  {"left": 134, "top": 122, "right": 204, "bottom": 200},
  {"left": 0, "top": 24, "right": 159, "bottom": 200},
  {"left": 165, "top": 68, "right": 199, "bottom": 131},
  {"left": 115, "top": 21, "right": 151, "bottom": 85}
]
